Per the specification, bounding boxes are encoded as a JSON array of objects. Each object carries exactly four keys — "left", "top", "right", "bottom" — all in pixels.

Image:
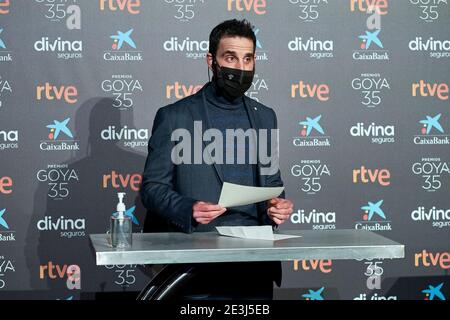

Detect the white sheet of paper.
[
  {"left": 216, "top": 226, "right": 301, "bottom": 241},
  {"left": 218, "top": 182, "right": 284, "bottom": 208}
]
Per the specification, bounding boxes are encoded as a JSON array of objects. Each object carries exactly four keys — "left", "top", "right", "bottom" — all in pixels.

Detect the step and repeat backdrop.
[{"left": 0, "top": 0, "right": 449, "bottom": 300}]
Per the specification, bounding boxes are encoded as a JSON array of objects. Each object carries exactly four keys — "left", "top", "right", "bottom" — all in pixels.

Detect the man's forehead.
[{"left": 217, "top": 36, "right": 254, "bottom": 54}]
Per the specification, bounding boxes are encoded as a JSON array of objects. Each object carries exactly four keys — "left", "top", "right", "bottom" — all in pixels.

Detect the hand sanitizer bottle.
[{"left": 111, "top": 192, "right": 132, "bottom": 248}]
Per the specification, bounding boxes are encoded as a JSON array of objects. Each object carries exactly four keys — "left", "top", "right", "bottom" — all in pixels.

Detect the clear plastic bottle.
[{"left": 111, "top": 192, "right": 132, "bottom": 248}]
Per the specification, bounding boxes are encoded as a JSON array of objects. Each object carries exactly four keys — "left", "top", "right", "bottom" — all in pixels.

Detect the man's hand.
[
  {"left": 193, "top": 201, "right": 227, "bottom": 225},
  {"left": 267, "top": 198, "right": 293, "bottom": 225}
]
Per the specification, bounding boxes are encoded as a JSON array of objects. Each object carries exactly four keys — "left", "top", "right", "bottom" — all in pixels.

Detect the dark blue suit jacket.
[{"left": 140, "top": 82, "right": 285, "bottom": 234}]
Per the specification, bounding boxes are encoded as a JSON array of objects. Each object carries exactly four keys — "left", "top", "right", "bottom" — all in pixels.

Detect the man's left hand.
[{"left": 267, "top": 198, "right": 294, "bottom": 225}]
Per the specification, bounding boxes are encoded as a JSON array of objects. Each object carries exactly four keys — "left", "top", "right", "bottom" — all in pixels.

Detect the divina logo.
[
  {"left": 40, "top": 118, "right": 79, "bottom": 151},
  {"left": 422, "top": 283, "right": 445, "bottom": 300},
  {"left": 411, "top": 206, "right": 450, "bottom": 229},
  {"left": 0, "top": 208, "right": 15, "bottom": 242},
  {"left": 37, "top": 216, "right": 86, "bottom": 238},
  {"left": 0, "top": 27, "right": 12, "bottom": 62},
  {"left": 409, "top": 36, "right": 450, "bottom": 59},
  {"left": 0, "top": 128, "right": 18, "bottom": 150},
  {"left": 34, "top": 37, "right": 83, "bottom": 60},
  {"left": 356, "top": 199, "right": 392, "bottom": 231},
  {"left": 291, "top": 160, "right": 331, "bottom": 195},
  {"left": 415, "top": 113, "right": 449, "bottom": 145},
  {"left": 104, "top": 29, "right": 142, "bottom": 62},
  {"left": 288, "top": 36, "right": 334, "bottom": 60},
  {"left": 291, "top": 208, "right": 336, "bottom": 230},
  {"left": 100, "top": 125, "right": 148, "bottom": 149},
  {"left": 412, "top": 157, "right": 450, "bottom": 192},
  {"left": 163, "top": 36, "right": 208, "bottom": 60},
  {"left": 293, "top": 115, "right": 331, "bottom": 147},
  {"left": 350, "top": 122, "right": 395, "bottom": 144},
  {"left": 351, "top": 73, "right": 391, "bottom": 108}
]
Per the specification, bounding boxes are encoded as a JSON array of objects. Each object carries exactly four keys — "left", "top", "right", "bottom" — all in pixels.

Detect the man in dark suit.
[{"left": 140, "top": 19, "right": 293, "bottom": 300}]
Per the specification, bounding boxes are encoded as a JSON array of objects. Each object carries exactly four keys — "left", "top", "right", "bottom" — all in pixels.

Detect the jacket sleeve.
[
  {"left": 259, "top": 109, "right": 286, "bottom": 228},
  {"left": 140, "top": 107, "right": 198, "bottom": 233}
]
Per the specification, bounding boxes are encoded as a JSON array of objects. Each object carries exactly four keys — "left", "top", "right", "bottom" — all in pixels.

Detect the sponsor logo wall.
[{"left": 0, "top": 0, "right": 448, "bottom": 300}]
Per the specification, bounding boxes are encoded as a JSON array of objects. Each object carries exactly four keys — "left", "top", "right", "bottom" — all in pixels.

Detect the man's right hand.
[{"left": 193, "top": 201, "right": 227, "bottom": 225}]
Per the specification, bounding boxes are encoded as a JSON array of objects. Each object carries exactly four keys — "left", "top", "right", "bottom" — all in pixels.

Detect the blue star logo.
[
  {"left": 359, "top": 29, "right": 383, "bottom": 49},
  {"left": 302, "top": 287, "right": 325, "bottom": 300},
  {"left": 46, "top": 118, "right": 73, "bottom": 140},
  {"left": 361, "top": 200, "right": 386, "bottom": 221},
  {"left": 110, "top": 29, "right": 136, "bottom": 50},
  {"left": 420, "top": 114, "right": 444, "bottom": 135},
  {"left": 422, "top": 283, "right": 445, "bottom": 301},
  {"left": 0, "top": 208, "right": 9, "bottom": 230},
  {"left": 253, "top": 28, "right": 262, "bottom": 49},
  {"left": 299, "top": 115, "right": 325, "bottom": 136},
  {"left": 113, "top": 206, "right": 139, "bottom": 225},
  {"left": 0, "top": 28, "right": 6, "bottom": 49}
]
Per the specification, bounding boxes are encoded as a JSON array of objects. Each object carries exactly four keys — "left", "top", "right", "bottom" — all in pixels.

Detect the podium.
[{"left": 89, "top": 229, "right": 404, "bottom": 300}]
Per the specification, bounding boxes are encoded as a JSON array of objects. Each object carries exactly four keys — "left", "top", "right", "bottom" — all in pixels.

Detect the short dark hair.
[{"left": 208, "top": 19, "right": 256, "bottom": 57}]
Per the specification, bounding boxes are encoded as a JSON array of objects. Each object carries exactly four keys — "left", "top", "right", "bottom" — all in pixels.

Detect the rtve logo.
[
  {"left": 227, "top": 0, "right": 267, "bottom": 15},
  {"left": 39, "top": 262, "right": 81, "bottom": 289},
  {"left": 99, "top": 0, "right": 141, "bottom": 14},
  {"left": 415, "top": 250, "right": 450, "bottom": 270},
  {"left": 352, "top": 166, "right": 391, "bottom": 186},
  {"left": 102, "top": 171, "right": 142, "bottom": 192},
  {"left": 291, "top": 81, "right": 330, "bottom": 102},
  {"left": 350, "top": 0, "right": 389, "bottom": 15},
  {"left": 36, "top": 82, "right": 78, "bottom": 104},
  {"left": 0, "top": 176, "right": 12, "bottom": 194},
  {"left": 412, "top": 80, "right": 448, "bottom": 101},
  {"left": 166, "top": 82, "right": 203, "bottom": 100},
  {"left": 0, "top": 0, "right": 9, "bottom": 15},
  {"left": 293, "top": 259, "right": 333, "bottom": 274}
]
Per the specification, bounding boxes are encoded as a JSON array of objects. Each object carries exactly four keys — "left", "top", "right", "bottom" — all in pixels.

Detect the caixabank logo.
[
  {"left": 351, "top": 73, "right": 391, "bottom": 108},
  {"left": 164, "top": 0, "right": 206, "bottom": 22},
  {"left": 351, "top": 1, "right": 389, "bottom": 61},
  {"left": 411, "top": 206, "right": 450, "bottom": 229},
  {"left": 34, "top": 0, "right": 81, "bottom": 30},
  {"left": 411, "top": 157, "right": 449, "bottom": 192},
  {"left": 291, "top": 160, "right": 331, "bottom": 195},
  {"left": 104, "top": 28, "right": 143, "bottom": 62},
  {"left": 301, "top": 287, "right": 325, "bottom": 300},
  {"left": 410, "top": 0, "right": 447, "bottom": 22},
  {"left": 290, "top": 207, "right": 336, "bottom": 230},
  {"left": 422, "top": 282, "right": 446, "bottom": 300},
  {"left": 36, "top": 164, "right": 79, "bottom": 200},
  {"left": 0, "top": 208, "right": 16, "bottom": 242},
  {"left": 409, "top": 36, "right": 450, "bottom": 59},
  {"left": 414, "top": 113, "right": 450, "bottom": 145},
  {"left": 40, "top": 118, "right": 80, "bottom": 151},
  {"left": 288, "top": 0, "right": 330, "bottom": 22},
  {"left": 0, "top": 73, "right": 12, "bottom": 108},
  {"left": 355, "top": 199, "right": 392, "bottom": 231},
  {"left": 253, "top": 27, "right": 269, "bottom": 62},
  {"left": 293, "top": 115, "right": 331, "bottom": 147},
  {"left": 0, "top": 27, "right": 13, "bottom": 62},
  {"left": 0, "top": 127, "right": 18, "bottom": 151},
  {"left": 101, "top": 74, "right": 143, "bottom": 110}
]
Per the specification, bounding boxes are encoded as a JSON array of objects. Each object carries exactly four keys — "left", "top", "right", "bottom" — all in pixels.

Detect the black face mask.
[{"left": 213, "top": 60, "right": 255, "bottom": 101}]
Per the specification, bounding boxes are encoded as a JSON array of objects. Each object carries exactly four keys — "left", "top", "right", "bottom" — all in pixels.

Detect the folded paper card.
[
  {"left": 216, "top": 225, "right": 301, "bottom": 241},
  {"left": 218, "top": 182, "right": 285, "bottom": 208}
]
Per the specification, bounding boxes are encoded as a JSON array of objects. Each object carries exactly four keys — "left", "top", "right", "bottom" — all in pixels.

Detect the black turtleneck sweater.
[{"left": 204, "top": 81, "right": 259, "bottom": 226}]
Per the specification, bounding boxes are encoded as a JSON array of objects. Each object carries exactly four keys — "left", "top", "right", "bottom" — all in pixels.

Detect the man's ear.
[{"left": 206, "top": 52, "right": 213, "bottom": 70}]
